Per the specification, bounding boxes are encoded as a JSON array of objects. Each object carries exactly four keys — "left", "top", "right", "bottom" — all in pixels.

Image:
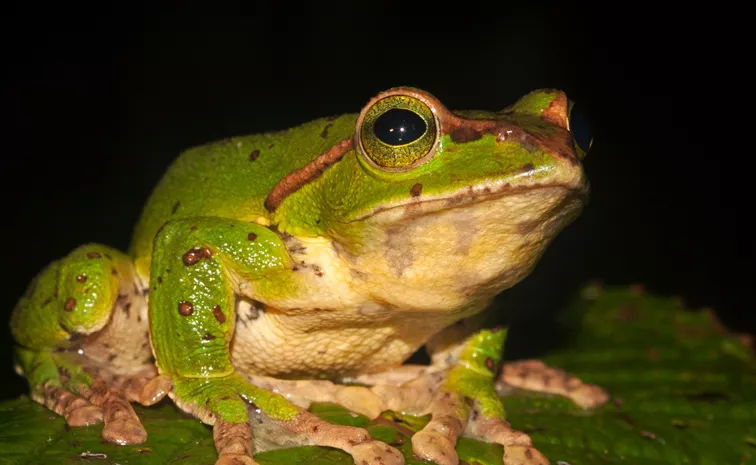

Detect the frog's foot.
[
  {"left": 20, "top": 349, "right": 148, "bottom": 444},
  {"left": 497, "top": 359, "right": 609, "bottom": 409},
  {"left": 466, "top": 411, "right": 548, "bottom": 465},
  {"left": 172, "top": 373, "right": 403, "bottom": 465},
  {"left": 282, "top": 410, "right": 404, "bottom": 465},
  {"left": 386, "top": 328, "right": 551, "bottom": 465},
  {"left": 35, "top": 383, "right": 103, "bottom": 427}
]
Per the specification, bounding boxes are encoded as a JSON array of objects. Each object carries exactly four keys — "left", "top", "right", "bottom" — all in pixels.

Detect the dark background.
[{"left": 0, "top": 5, "right": 747, "bottom": 400}]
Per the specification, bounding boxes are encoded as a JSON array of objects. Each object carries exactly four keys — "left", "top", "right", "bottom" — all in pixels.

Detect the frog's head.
[{"left": 270, "top": 87, "right": 591, "bottom": 312}]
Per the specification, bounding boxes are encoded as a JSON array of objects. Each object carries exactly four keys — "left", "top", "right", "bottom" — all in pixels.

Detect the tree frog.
[{"left": 10, "top": 87, "right": 607, "bottom": 465}]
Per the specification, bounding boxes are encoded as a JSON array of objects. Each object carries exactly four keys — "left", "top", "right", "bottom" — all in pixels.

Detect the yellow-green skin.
[{"left": 11, "top": 87, "right": 587, "bottom": 426}]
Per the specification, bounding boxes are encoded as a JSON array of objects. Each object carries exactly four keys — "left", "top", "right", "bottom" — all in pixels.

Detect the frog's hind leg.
[{"left": 11, "top": 244, "right": 154, "bottom": 444}]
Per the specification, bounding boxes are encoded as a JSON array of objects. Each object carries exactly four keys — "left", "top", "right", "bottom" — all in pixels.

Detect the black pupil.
[
  {"left": 373, "top": 109, "right": 426, "bottom": 146},
  {"left": 569, "top": 103, "right": 592, "bottom": 152}
]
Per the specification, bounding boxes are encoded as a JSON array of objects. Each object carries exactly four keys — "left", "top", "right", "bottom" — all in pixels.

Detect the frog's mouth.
[{"left": 353, "top": 181, "right": 588, "bottom": 223}]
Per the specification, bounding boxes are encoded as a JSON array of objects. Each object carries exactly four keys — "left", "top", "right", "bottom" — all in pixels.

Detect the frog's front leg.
[
  {"left": 360, "top": 327, "right": 607, "bottom": 465},
  {"left": 412, "top": 329, "right": 549, "bottom": 465},
  {"left": 150, "top": 217, "right": 403, "bottom": 465}
]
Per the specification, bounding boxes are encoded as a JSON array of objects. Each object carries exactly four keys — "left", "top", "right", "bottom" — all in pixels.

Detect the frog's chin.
[{"left": 354, "top": 181, "right": 588, "bottom": 224}]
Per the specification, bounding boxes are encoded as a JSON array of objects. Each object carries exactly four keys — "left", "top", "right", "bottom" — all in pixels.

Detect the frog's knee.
[
  {"left": 56, "top": 245, "right": 125, "bottom": 333},
  {"left": 11, "top": 243, "right": 135, "bottom": 349}
]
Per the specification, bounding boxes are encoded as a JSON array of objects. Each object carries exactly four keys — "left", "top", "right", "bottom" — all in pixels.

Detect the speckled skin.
[{"left": 11, "top": 87, "right": 601, "bottom": 465}]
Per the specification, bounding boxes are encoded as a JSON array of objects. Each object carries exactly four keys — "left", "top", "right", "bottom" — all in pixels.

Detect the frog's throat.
[
  {"left": 350, "top": 182, "right": 587, "bottom": 223},
  {"left": 264, "top": 138, "right": 353, "bottom": 212}
]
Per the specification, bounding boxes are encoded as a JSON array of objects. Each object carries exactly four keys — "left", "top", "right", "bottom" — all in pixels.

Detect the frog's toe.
[
  {"left": 136, "top": 374, "right": 173, "bottom": 406},
  {"left": 567, "top": 382, "right": 609, "bottom": 409},
  {"left": 281, "top": 410, "right": 402, "bottom": 465},
  {"left": 410, "top": 391, "right": 467, "bottom": 465},
  {"left": 215, "top": 455, "right": 258, "bottom": 465},
  {"left": 498, "top": 359, "right": 608, "bottom": 410},
  {"left": 66, "top": 404, "right": 104, "bottom": 427},
  {"left": 213, "top": 418, "right": 259, "bottom": 465},
  {"left": 411, "top": 431, "right": 458, "bottom": 465},
  {"left": 502, "top": 445, "right": 549, "bottom": 465},
  {"left": 467, "top": 416, "right": 548, "bottom": 465},
  {"left": 103, "top": 418, "right": 148, "bottom": 445},
  {"left": 36, "top": 384, "right": 103, "bottom": 427},
  {"left": 333, "top": 385, "right": 386, "bottom": 419},
  {"left": 350, "top": 440, "right": 404, "bottom": 465},
  {"left": 79, "top": 379, "right": 147, "bottom": 445}
]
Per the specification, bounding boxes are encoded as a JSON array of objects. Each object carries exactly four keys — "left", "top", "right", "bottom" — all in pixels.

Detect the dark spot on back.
[
  {"left": 248, "top": 233, "right": 257, "bottom": 241},
  {"left": 76, "top": 274, "right": 87, "bottom": 283},
  {"left": 178, "top": 301, "right": 194, "bottom": 316},
  {"left": 64, "top": 298, "right": 76, "bottom": 312},
  {"left": 320, "top": 123, "right": 333, "bottom": 138},
  {"left": 410, "top": 183, "right": 423, "bottom": 197},
  {"left": 157, "top": 276, "right": 163, "bottom": 284},
  {"left": 172, "top": 201, "right": 181, "bottom": 215},
  {"left": 249, "top": 150, "right": 260, "bottom": 162},
  {"left": 450, "top": 127, "right": 482, "bottom": 143},
  {"left": 87, "top": 252, "right": 101, "bottom": 259},
  {"left": 213, "top": 305, "right": 227, "bottom": 323},
  {"left": 203, "top": 333, "right": 216, "bottom": 341},
  {"left": 183, "top": 247, "right": 213, "bottom": 266}
]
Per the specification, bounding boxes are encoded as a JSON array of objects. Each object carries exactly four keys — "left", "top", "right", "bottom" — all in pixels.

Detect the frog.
[{"left": 10, "top": 86, "right": 608, "bottom": 465}]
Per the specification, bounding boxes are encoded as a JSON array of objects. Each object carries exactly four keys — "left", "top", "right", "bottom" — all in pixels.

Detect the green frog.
[{"left": 10, "top": 87, "right": 607, "bottom": 465}]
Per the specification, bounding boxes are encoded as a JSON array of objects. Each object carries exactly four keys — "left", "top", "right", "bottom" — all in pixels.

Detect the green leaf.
[{"left": 0, "top": 285, "right": 754, "bottom": 465}]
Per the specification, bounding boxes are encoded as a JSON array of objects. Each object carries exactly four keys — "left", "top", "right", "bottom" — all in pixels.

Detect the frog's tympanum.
[{"left": 11, "top": 88, "right": 607, "bottom": 465}]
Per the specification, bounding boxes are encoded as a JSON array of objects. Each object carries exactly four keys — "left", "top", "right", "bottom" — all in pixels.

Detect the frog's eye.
[
  {"left": 567, "top": 100, "right": 593, "bottom": 157},
  {"left": 357, "top": 94, "right": 438, "bottom": 170}
]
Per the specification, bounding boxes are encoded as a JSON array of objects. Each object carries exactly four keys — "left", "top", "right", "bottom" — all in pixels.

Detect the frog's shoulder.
[{"left": 129, "top": 113, "right": 357, "bottom": 272}]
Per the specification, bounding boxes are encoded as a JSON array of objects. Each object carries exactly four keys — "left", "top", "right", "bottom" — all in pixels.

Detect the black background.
[{"left": 0, "top": 5, "right": 748, "bottom": 401}]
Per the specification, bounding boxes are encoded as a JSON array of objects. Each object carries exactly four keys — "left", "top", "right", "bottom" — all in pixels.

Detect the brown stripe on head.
[
  {"left": 540, "top": 90, "right": 569, "bottom": 129},
  {"left": 264, "top": 138, "right": 354, "bottom": 212}
]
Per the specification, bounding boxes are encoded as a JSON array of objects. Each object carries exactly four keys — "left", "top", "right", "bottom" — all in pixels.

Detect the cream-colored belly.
[{"left": 229, "top": 299, "right": 458, "bottom": 379}]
